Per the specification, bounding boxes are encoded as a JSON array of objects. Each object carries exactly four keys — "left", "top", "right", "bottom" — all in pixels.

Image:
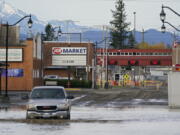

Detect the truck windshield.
[{"left": 31, "top": 88, "right": 65, "bottom": 99}]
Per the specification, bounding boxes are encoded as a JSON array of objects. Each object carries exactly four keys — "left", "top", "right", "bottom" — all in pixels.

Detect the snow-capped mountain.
[
  {"left": 0, "top": 0, "right": 25, "bottom": 17},
  {"left": 0, "top": 0, "right": 96, "bottom": 38},
  {"left": 0, "top": 0, "right": 178, "bottom": 46},
  {"left": 0, "top": 0, "right": 47, "bottom": 35}
]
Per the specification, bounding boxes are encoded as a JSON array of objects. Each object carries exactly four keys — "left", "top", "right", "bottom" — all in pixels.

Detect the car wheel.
[
  {"left": 26, "top": 114, "right": 30, "bottom": 119},
  {"left": 65, "top": 110, "right": 70, "bottom": 120},
  {"left": 26, "top": 112, "right": 32, "bottom": 119}
]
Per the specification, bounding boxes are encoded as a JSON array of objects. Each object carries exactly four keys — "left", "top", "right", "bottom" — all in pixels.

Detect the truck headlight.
[
  {"left": 57, "top": 103, "right": 69, "bottom": 110},
  {"left": 27, "top": 104, "right": 36, "bottom": 110}
]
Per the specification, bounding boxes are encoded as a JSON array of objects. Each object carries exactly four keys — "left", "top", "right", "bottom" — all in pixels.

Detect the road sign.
[
  {"left": 175, "top": 64, "right": 180, "bottom": 71},
  {"left": 123, "top": 74, "right": 130, "bottom": 80}
]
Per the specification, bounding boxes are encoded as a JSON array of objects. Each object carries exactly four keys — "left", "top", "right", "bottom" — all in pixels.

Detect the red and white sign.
[
  {"left": 175, "top": 64, "right": 180, "bottom": 71},
  {"left": 52, "top": 47, "right": 87, "bottom": 66},
  {"left": 52, "top": 47, "right": 63, "bottom": 55}
]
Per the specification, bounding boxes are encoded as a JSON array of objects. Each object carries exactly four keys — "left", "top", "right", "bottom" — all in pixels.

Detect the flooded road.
[{"left": 0, "top": 106, "right": 180, "bottom": 135}]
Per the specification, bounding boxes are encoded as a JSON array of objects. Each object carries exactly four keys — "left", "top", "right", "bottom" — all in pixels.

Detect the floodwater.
[{"left": 0, "top": 106, "right": 180, "bottom": 135}]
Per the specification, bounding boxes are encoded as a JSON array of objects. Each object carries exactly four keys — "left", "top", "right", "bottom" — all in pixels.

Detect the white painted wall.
[{"left": 168, "top": 72, "right": 180, "bottom": 108}]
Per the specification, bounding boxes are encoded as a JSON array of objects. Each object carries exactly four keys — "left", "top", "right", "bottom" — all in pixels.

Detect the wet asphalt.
[{"left": 1, "top": 88, "right": 180, "bottom": 135}]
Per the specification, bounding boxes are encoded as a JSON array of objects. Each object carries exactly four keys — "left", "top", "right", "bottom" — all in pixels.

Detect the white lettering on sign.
[{"left": 52, "top": 47, "right": 87, "bottom": 55}]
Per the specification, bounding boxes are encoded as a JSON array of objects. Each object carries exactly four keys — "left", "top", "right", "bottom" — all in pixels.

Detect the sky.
[{"left": 4, "top": 0, "right": 180, "bottom": 31}]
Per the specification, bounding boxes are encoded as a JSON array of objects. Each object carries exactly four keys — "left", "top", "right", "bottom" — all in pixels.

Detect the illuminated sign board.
[
  {"left": 52, "top": 47, "right": 87, "bottom": 66},
  {"left": 0, "top": 49, "right": 23, "bottom": 62},
  {"left": 52, "top": 55, "right": 86, "bottom": 66}
]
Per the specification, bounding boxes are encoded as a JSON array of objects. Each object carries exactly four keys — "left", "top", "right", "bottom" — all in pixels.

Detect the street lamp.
[
  {"left": 4, "top": 14, "right": 33, "bottom": 97},
  {"left": 57, "top": 26, "right": 82, "bottom": 43},
  {"left": 161, "top": 21, "right": 180, "bottom": 33},
  {"left": 160, "top": 7, "right": 166, "bottom": 22},
  {"left": 161, "top": 23, "right": 166, "bottom": 33},
  {"left": 160, "top": 5, "right": 180, "bottom": 19},
  {"left": 160, "top": 5, "right": 180, "bottom": 32},
  {"left": 52, "top": 26, "right": 62, "bottom": 40}
]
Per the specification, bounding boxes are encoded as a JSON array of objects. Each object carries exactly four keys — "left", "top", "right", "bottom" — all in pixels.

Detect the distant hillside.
[
  {"left": 135, "top": 29, "right": 175, "bottom": 46},
  {"left": 74, "top": 29, "right": 176, "bottom": 47}
]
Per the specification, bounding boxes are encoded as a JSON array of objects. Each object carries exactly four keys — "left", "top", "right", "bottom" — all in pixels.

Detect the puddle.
[{"left": 0, "top": 106, "right": 180, "bottom": 135}]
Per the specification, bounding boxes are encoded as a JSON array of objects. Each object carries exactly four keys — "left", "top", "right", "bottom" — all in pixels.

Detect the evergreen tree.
[
  {"left": 128, "top": 31, "right": 136, "bottom": 48},
  {"left": 44, "top": 23, "right": 55, "bottom": 41},
  {"left": 110, "top": 0, "right": 130, "bottom": 49}
]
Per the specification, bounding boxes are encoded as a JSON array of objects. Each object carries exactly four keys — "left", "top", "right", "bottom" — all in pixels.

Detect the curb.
[{"left": 65, "top": 88, "right": 81, "bottom": 91}]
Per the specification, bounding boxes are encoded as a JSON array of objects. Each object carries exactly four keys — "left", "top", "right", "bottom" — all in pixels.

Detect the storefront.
[
  {"left": 43, "top": 42, "right": 95, "bottom": 81},
  {"left": 0, "top": 34, "right": 43, "bottom": 91}
]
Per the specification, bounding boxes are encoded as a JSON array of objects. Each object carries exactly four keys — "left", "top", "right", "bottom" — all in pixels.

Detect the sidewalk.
[{"left": 0, "top": 90, "right": 29, "bottom": 104}]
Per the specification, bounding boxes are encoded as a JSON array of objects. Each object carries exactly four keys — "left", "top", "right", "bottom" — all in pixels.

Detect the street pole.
[
  {"left": 133, "top": 12, "right": 136, "bottom": 40},
  {"left": 94, "top": 42, "right": 97, "bottom": 89},
  {"left": 133, "top": 68, "right": 136, "bottom": 86},
  {"left": 92, "top": 59, "right": 95, "bottom": 89},
  {"left": 160, "top": 5, "right": 180, "bottom": 32},
  {"left": 2, "top": 15, "right": 32, "bottom": 98},
  {"left": 91, "top": 42, "right": 97, "bottom": 89},
  {"left": 0, "top": 68, "right": 2, "bottom": 95},
  {"left": 68, "top": 66, "right": 71, "bottom": 88},
  {"left": 5, "top": 22, "right": 9, "bottom": 97},
  {"left": 95, "top": 36, "right": 111, "bottom": 89},
  {"left": 105, "top": 38, "right": 109, "bottom": 89}
]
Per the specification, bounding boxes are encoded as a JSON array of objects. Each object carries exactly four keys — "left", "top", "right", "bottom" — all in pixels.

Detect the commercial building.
[
  {"left": 0, "top": 26, "right": 43, "bottom": 91},
  {"left": 0, "top": 25, "right": 95, "bottom": 91},
  {"left": 96, "top": 48, "right": 172, "bottom": 87},
  {"left": 43, "top": 41, "right": 95, "bottom": 82}
]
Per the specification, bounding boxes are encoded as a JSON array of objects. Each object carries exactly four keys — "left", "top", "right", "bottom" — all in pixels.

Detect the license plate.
[{"left": 42, "top": 113, "right": 51, "bottom": 118}]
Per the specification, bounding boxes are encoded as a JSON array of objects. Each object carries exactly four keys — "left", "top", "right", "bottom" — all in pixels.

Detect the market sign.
[
  {"left": 0, "top": 49, "right": 23, "bottom": 62},
  {"left": 52, "top": 47, "right": 87, "bottom": 66},
  {"left": 52, "top": 47, "right": 87, "bottom": 55}
]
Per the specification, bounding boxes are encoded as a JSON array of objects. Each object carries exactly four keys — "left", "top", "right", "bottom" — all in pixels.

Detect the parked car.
[
  {"left": 43, "top": 75, "right": 59, "bottom": 80},
  {"left": 26, "top": 86, "right": 74, "bottom": 119}
]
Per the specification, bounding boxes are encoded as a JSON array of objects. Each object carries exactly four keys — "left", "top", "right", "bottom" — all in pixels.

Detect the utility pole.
[
  {"left": 141, "top": 28, "right": 147, "bottom": 43},
  {"left": 133, "top": 12, "right": 136, "bottom": 40}
]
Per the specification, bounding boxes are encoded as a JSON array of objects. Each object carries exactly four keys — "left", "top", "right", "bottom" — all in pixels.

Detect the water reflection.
[{"left": 0, "top": 106, "right": 180, "bottom": 135}]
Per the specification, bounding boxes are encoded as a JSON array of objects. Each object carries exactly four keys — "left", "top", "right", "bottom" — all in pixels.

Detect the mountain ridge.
[{"left": 0, "top": 0, "right": 177, "bottom": 46}]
